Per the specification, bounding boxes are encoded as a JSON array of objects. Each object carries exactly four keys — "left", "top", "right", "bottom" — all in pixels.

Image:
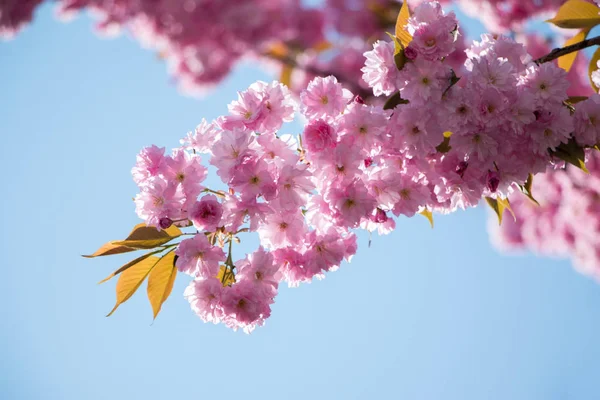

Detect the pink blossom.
[
  {"left": 361, "top": 40, "right": 399, "bottom": 97},
  {"left": 300, "top": 76, "right": 352, "bottom": 120},
  {"left": 131, "top": 145, "right": 167, "bottom": 186},
  {"left": 574, "top": 95, "right": 600, "bottom": 147},
  {"left": 303, "top": 119, "right": 337, "bottom": 153},
  {"left": 189, "top": 195, "right": 223, "bottom": 232},
  {"left": 175, "top": 235, "right": 226, "bottom": 278},
  {"left": 180, "top": 119, "right": 220, "bottom": 154},
  {"left": 235, "top": 247, "right": 280, "bottom": 296},
  {"left": 257, "top": 210, "right": 307, "bottom": 249},
  {"left": 184, "top": 278, "right": 224, "bottom": 324},
  {"left": 134, "top": 177, "right": 182, "bottom": 228},
  {"left": 221, "top": 280, "right": 273, "bottom": 333}
]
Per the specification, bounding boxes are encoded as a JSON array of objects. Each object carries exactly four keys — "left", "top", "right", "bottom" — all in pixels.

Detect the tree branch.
[
  {"left": 535, "top": 35, "right": 600, "bottom": 65},
  {"left": 265, "top": 53, "right": 373, "bottom": 100}
]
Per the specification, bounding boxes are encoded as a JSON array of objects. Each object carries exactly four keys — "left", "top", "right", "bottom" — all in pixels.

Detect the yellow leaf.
[
  {"left": 84, "top": 223, "right": 181, "bottom": 257},
  {"left": 265, "top": 41, "right": 289, "bottom": 59},
  {"left": 216, "top": 265, "right": 236, "bottom": 287},
  {"left": 106, "top": 255, "right": 162, "bottom": 317},
  {"left": 82, "top": 242, "right": 137, "bottom": 258},
  {"left": 312, "top": 40, "right": 333, "bottom": 53},
  {"left": 419, "top": 209, "right": 434, "bottom": 228},
  {"left": 280, "top": 64, "right": 293, "bottom": 88},
  {"left": 147, "top": 252, "right": 178, "bottom": 319},
  {"left": 395, "top": 1, "right": 413, "bottom": 48},
  {"left": 485, "top": 197, "right": 516, "bottom": 226},
  {"left": 546, "top": 0, "right": 600, "bottom": 29},
  {"left": 589, "top": 47, "right": 600, "bottom": 92},
  {"left": 558, "top": 29, "right": 590, "bottom": 71},
  {"left": 98, "top": 251, "right": 159, "bottom": 284},
  {"left": 517, "top": 173, "right": 540, "bottom": 206}
]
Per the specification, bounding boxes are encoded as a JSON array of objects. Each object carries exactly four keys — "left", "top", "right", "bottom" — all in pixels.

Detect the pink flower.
[
  {"left": 236, "top": 247, "right": 280, "bottom": 296},
  {"left": 523, "top": 63, "right": 570, "bottom": 106},
  {"left": 574, "top": 94, "right": 600, "bottom": 147},
  {"left": 361, "top": 40, "right": 399, "bottom": 96},
  {"left": 221, "top": 280, "right": 273, "bottom": 333},
  {"left": 257, "top": 210, "right": 307, "bottom": 249},
  {"left": 180, "top": 119, "right": 220, "bottom": 154},
  {"left": 221, "top": 195, "right": 271, "bottom": 232},
  {"left": 328, "top": 180, "right": 376, "bottom": 227},
  {"left": 131, "top": 145, "right": 167, "bottom": 186},
  {"left": 165, "top": 148, "right": 207, "bottom": 198},
  {"left": 251, "top": 81, "right": 296, "bottom": 133},
  {"left": 228, "top": 158, "right": 277, "bottom": 200},
  {"left": 300, "top": 76, "right": 352, "bottom": 120},
  {"left": 189, "top": 195, "right": 223, "bottom": 232},
  {"left": 303, "top": 119, "right": 337, "bottom": 153},
  {"left": 210, "top": 128, "right": 254, "bottom": 182},
  {"left": 184, "top": 278, "right": 224, "bottom": 324},
  {"left": 134, "top": 177, "right": 182, "bottom": 228},
  {"left": 175, "top": 235, "right": 226, "bottom": 278},
  {"left": 274, "top": 164, "right": 315, "bottom": 210}
]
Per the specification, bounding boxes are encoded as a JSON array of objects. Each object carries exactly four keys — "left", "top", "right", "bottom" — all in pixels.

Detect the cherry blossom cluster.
[
  {"left": 0, "top": 0, "right": 402, "bottom": 95},
  {"left": 127, "top": 1, "right": 600, "bottom": 332},
  {"left": 132, "top": 80, "right": 359, "bottom": 332},
  {"left": 4, "top": 0, "right": 591, "bottom": 98},
  {"left": 409, "top": 0, "right": 568, "bottom": 32},
  {"left": 360, "top": 2, "right": 595, "bottom": 209},
  {"left": 490, "top": 140, "right": 600, "bottom": 281}
]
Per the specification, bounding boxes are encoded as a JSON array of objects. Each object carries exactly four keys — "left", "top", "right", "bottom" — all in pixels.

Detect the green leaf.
[
  {"left": 147, "top": 252, "right": 178, "bottom": 319},
  {"left": 546, "top": 0, "right": 600, "bottom": 29},
  {"left": 589, "top": 47, "right": 600, "bottom": 92},
  {"left": 419, "top": 209, "right": 434, "bottom": 228},
  {"left": 485, "top": 197, "right": 516, "bottom": 226},
  {"left": 394, "top": 1, "right": 413, "bottom": 48},
  {"left": 517, "top": 174, "right": 540, "bottom": 206},
  {"left": 558, "top": 29, "right": 590, "bottom": 71},
  {"left": 550, "top": 138, "right": 589, "bottom": 173},
  {"left": 383, "top": 91, "right": 409, "bottom": 110}
]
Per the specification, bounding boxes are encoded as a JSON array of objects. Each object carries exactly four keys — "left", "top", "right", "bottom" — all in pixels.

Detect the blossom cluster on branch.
[{"left": 100, "top": 1, "right": 600, "bottom": 332}]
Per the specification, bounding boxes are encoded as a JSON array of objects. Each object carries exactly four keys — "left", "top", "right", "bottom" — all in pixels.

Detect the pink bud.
[
  {"left": 487, "top": 170, "right": 500, "bottom": 193},
  {"left": 159, "top": 217, "right": 173, "bottom": 229}
]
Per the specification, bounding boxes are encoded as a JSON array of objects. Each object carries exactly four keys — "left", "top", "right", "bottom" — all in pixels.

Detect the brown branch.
[
  {"left": 535, "top": 35, "right": 600, "bottom": 65},
  {"left": 265, "top": 53, "right": 373, "bottom": 100}
]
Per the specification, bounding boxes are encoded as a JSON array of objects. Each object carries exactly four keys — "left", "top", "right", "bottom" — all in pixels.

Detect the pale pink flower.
[
  {"left": 132, "top": 145, "right": 167, "bottom": 186},
  {"left": 300, "top": 76, "right": 352, "bottom": 120},
  {"left": 361, "top": 40, "right": 399, "bottom": 97},
  {"left": 184, "top": 278, "right": 224, "bottom": 324},
  {"left": 257, "top": 210, "right": 307, "bottom": 249},
  {"left": 175, "top": 235, "right": 226, "bottom": 278}
]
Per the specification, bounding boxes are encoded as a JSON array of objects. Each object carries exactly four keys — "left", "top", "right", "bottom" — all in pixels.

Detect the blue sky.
[{"left": 1, "top": 3, "right": 600, "bottom": 400}]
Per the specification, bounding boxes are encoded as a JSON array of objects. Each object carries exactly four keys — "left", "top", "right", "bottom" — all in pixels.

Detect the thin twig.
[
  {"left": 266, "top": 53, "right": 373, "bottom": 99},
  {"left": 535, "top": 35, "right": 600, "bottom": 65}
]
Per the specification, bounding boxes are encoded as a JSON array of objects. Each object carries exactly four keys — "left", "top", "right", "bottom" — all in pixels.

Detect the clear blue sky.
[{"left": 1, "top": 4, "right": 600, "bottom": 400}]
